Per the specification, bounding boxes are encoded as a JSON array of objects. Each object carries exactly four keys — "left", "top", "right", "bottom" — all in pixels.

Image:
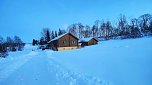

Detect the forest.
[
  {"left": 1, "top": 13, "right": 152, "bottom": 57},
  {"left": 33, "top": 14, "right": 152, "bottom": 47}
]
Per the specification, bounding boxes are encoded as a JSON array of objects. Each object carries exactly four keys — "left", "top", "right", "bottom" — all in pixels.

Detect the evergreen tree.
[
  {"left": 32, "top": 39, "right": 39, "bottom": 46},
  {"left": 46, "top": 29, "right": 51, "bottom": 42},
  {"left": 40, "top": 37, "right": 45, "bottom": 45},
  {"left": 6, "top": 37, "right": 14, "bottom": 51},
  {"left": 41, "top": 28, "right": 51, "bottom": 44},
  {"left": 32, "top": 39, "right": 36, "bottom": 46},
  {"left": 51, "top": 31, "right": 55, "bottom": 39},
  {"left": 58, "top": 28, "right": 62, "bottom": 36},
  {"left": 55, "top": 31, "right": 58, "bottom": 37}
]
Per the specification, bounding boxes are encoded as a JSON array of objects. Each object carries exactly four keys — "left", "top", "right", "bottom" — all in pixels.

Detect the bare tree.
[
  {"left": 138, "top": 14, "right": 152, "bottom": 35},
  {"left": 84, "top": 25, "right": 91, "bottom": 38},
  {"left": 117, "top": 14, "right": 128, "bottom": 36},
  {"left": 14, "top": 36, "right": 24, "bottom": 51},
  {"left": 100, "top": 21, "right": 106, "bottom": 38},
  {"left": 105, "top": 21, "right": 112, "bottom": 39},
  {"left": 67, "top": 24, "right": 77, "bottom": 37},
  {"left": 77, "top": 23, "right": 84, "bottom": 38}
]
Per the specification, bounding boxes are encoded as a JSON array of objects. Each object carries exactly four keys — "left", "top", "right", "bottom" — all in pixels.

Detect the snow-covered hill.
[{"left": 0, "top": 37, "right": 152, "bottom": 85}]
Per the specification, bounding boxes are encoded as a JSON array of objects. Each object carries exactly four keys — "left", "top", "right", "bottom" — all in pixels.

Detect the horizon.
[{"left": 0, "top": 0, "right": 152, "bottom": 43}]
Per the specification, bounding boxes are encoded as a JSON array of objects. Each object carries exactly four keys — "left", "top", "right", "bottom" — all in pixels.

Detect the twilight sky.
[{"left": 0, "top": 0, "right": 152, "bottom": 42}]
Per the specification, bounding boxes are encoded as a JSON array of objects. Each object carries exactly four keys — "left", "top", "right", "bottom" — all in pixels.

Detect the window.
[
  {"left": 62, "top": 41, "right": 66, "bottom": 44},
  {"left": 72, "top": 41, "right": 76, "bottom": 44}
]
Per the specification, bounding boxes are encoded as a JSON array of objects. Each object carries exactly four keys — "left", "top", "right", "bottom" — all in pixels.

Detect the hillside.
[{"left": 0, "top": 37, "right": 152, "bottom": 85}]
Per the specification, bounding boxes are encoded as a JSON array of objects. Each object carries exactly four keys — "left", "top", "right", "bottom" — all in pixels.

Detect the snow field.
[{"left": 0, "top": 37, "right": 152, "bottom": 85}]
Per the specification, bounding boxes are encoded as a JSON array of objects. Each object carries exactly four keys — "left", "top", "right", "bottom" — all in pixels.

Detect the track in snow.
[
  {"left": 0, "top": 51, "right": 37, "bottom": 83},
  {"left": 47, "top": 51, "right": 111, "bottom": 85},
  {"left": 0, "top": 51, "right": 111, "bottom": 85}
]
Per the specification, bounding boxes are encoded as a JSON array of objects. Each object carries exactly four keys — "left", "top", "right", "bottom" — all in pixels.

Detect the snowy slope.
[
  {"left": 51, "top": 37, "right": 152, "bottom": 85},
  {"left": 0, "top": 37, "right": 152, "bottom": 85},
  {"left": 0, "top": 45, "right": 107, "bottom": 85}
]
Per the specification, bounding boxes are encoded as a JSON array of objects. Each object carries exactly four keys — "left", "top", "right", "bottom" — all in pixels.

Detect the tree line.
[
  {"left": 67, "top": 14, "right": 152, "bottom": 40},
  {"left": 33, "top": 13, "right": 152, "bottom": 49},
  {"left": 0, "top": 36, "right": 25, "bottom": 58},
  {"left": 32, "top": 28, "right": 66, "bottom": 50}
]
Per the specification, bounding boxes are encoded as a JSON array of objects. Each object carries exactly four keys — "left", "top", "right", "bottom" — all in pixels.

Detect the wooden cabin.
[
  {"left": 48, "top": 33, "right": 79, "bottom": 51},
  {"left": 79, "top": 38, "right": 98, "bottom": 47}
]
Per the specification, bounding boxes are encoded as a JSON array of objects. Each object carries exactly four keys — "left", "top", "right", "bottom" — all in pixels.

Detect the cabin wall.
[
  {"left": 48, "top": 33, "right": 79, "bottom": 51},
  {"left": 58, "top": 34, "right": 78, "bottom": 47},
  {"left": 88, "top": 39, "right": 98, "bottom": 45},
  {"left": 48, "top": 40, "right": 58, "bottom": 51},
  {"left": 69, "top": 35, "right": 78, "bottom": 47}
]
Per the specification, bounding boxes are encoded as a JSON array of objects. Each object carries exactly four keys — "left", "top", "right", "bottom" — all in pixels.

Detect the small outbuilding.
[
  {"left": 79, "top": 38, "right": 98, "bottom": 47},
  {"left": 48, "top": 33, "right": 79, "bottom": 51}
]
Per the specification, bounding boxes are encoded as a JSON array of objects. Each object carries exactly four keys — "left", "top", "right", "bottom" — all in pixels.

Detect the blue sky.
[{"left": 0, "top": 0, "right": 152, "bottom": 42}]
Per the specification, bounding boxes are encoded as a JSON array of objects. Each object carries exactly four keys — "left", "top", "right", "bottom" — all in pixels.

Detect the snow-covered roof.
[
  {"left": 48, "top": 33, "right": 78, "bottom": 43},
  {"left": 48, "top": 33, "right": 67, "bottom": 43},
  {"left": 79, "top": 37, "right": 96, "bottom": 42}
]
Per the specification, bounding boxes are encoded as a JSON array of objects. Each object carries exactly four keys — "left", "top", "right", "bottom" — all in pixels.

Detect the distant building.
[
  {"left": 78, "top": 38, "right": 98, "bottom": 47},
  {"left": 48, "top": 33, "right": 79, "bottom": 51}
]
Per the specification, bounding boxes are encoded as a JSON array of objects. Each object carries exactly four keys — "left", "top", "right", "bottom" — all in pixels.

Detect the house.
[
  {"left": 78, "top": 37, "right": 98, "bottom": 47},
  {"left": 48, "top": 33, "right": 79, "bottom": 51}
]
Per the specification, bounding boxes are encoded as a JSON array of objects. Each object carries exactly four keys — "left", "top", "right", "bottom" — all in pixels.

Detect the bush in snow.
[{"left": 0, "top": 36, "right": 25, "bottom": 58}]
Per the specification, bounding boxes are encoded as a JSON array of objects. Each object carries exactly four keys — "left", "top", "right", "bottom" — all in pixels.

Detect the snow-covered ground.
[{"left": 0, "top": 37, "right": 152, "bottom": 85}]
